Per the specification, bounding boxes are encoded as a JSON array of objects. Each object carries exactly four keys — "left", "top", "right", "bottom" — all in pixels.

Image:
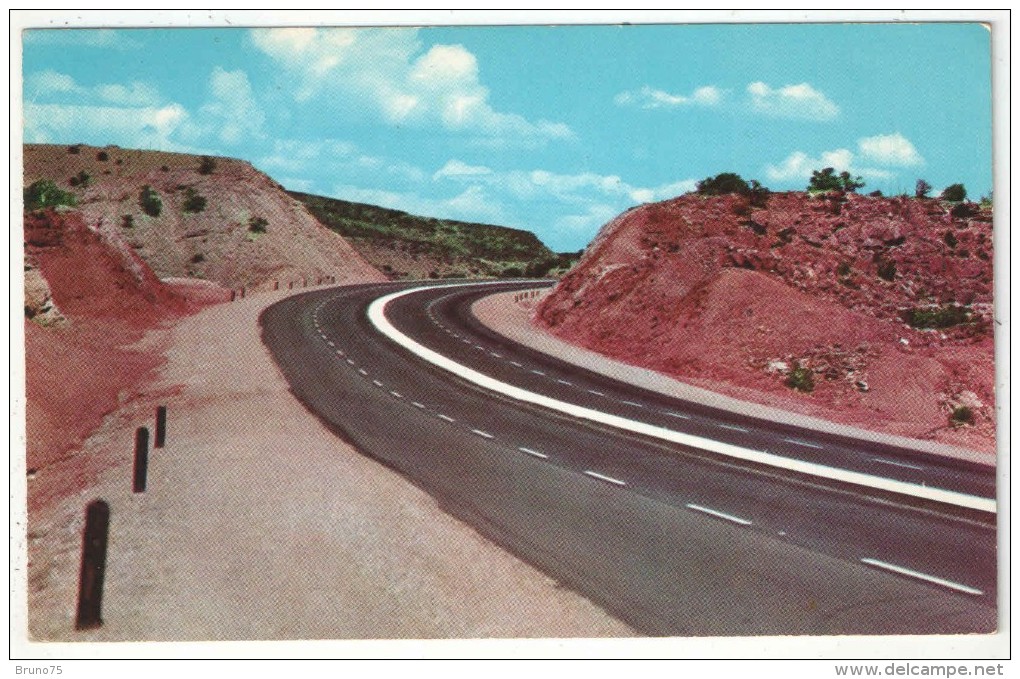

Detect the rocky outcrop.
[{"left": 536, "top": 192, "right": 995, "bottom": 451}]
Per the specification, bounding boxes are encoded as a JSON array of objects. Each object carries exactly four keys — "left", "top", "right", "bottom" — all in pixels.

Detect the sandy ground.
[
  {"left": 18, "top": 286, "right": 634, "bottom": 646},
  {"left": 473, "top": 290, "right": 994, "bottom": 466}
]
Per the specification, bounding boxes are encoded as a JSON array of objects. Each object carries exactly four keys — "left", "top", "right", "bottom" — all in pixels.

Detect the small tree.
[
  {"left": 915, "top": 179, "right": 932, "bottom": 198},
  {"left": 941, "top": 183, "right": 967, "bottom": 202},
  {"left": 139, "top": 185, "right": 163, "bottom": 217},
  {"left": 697, "top": 172, "right": 751, "bottom": 196},
  {"left": 808, "top": 167, "right": 865, "bottom": 193},
  {"left": 24, "top": 179, "right": 78, "bottom": 211}
]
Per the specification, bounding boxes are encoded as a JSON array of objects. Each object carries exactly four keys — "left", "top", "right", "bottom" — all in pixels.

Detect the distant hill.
[{"left": 290, "top": 191, "right": 575, "bottom": 280}]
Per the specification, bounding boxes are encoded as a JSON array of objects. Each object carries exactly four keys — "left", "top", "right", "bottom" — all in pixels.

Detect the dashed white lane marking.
[
  {"left": 368, "top": 286, "right": 996, "bottom": 514},
  {"left": 718, "top": 423, "right": 750, "bottom": 433},
  {"left": 685, "top": 503, "right": 753, "bottom": 526},
  {"left": 784, "top": 438, "right": 824, "bottom": 450},
  {"left": 621, "top": 400, "right": 645, "bottom": 408},
  {"left": 335, "top": 350, "right": 345, "bottom": 356},
  {"left": 412, "top": 401, "right": 426, "bottom": 409},
  {"left": 437, "top": 414, "right": 455, "bottom": 423},
  {"left": 471, "top": 429, "right": 495, "bottom": 440},
  {"left": 519, "top": 447, "right": 549, "bottom": 459},
  {"left": 584, "top": 470, "right": 627, "bottom": 486},
  {"left": 358, "top": 369, "right": 368, "bottom": 376},
  {"left": 510, "top": 361, "right": 523, "bottom": 368},
  {"left": 490, "top": 352, "right": 503, "bottom": 358},
  {"left": 462, "top": 339, "right": 472, "bottom": 344},
  {"left": 372, "top": 380, "right": 384, "bottom": 387},
  {"left": 531, "top": 370, "right": 546, "bottom": 376},
  {"left": 556, "top": 379, "right": 573, "bottom": 386},
  {"left": 327, "top": 340, "right": 335, "bottom": 347},
  {"left": 664, "top": 411, "right": 690, "bottom": 420},
  {"left": 859, "top": 558, "right": 983, "bottom": 596},
  {"left": 872, "top": 458, "right": 925, "bottom": 471},
  {"left": 390, "top": 391, "right": 403, "bottom": 399},
  {"left": 346, "top": 359, "right": 356, "bottom": 365},
  {"left": 587, "top": 389, "right": 606, "bottom": 397}
]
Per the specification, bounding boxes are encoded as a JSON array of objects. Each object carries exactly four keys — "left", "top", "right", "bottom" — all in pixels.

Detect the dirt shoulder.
[
  {"left": 473, "top": 290, "right": 994, "bottom": 466},
  {"left": 19, "top": 287, "right": 634, "bottom": 645}
]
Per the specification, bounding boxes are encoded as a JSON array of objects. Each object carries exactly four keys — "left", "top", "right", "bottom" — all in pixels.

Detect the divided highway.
[{"left": 260, "top": 280, "right": 997, "bottom": 636}]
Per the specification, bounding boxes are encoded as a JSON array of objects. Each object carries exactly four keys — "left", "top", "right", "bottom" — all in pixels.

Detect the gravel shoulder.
[
  {"left": 18, "top": 286, "right": 634, "bottom": 647},
  {"left": 472, "top": 290, "right": 994, "bottom": 467}
]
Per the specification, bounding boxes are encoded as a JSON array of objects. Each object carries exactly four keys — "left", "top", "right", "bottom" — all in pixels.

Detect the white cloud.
[
  {"left": 199, "top": 67, "right": 265, "bottom": 145},
  {"left": 615, "top": 84, "right": 723, "bottom": 109},
  {"left": 26, "top": 70, "right": 160, "bottom": 107},
  {"left": 556, "top": 204, "right": 620, "bottom": 233},
  {"left": 857, "top": 133, "right": 924, "bottom": 166},
  {"left": 765, "top": 148, "right": 894, "bottom": 183},
  {"left": 433, "top": 159, "right": 492, "bottom": 180},
  {"left": 249, "top": 27, "right": 572, "bottom": 145},
  {"left": 24, "top": 102, "right": 194, "bottom": 151},
  {"left": 746, "top": 81, "right": 839, "bottom": 121}
]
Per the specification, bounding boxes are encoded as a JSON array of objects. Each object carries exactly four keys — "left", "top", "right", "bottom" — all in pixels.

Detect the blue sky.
[{"left": 21, "top": 22, "right": 992, "bottom": 251}]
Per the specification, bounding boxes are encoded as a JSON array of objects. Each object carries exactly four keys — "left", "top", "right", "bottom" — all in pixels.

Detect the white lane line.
[
  {"left": 859, "top": 558, "right": 984, "bottom": 596},
  {"left": 346, "top": 359, "right": 356, "bottom": 365},
  {"left": 872, "top": 458, "right": 925, "bottom": 471},
  {"left": 327, "top": 340, "right": 335, "bottom": 347},
  {"left": 531, "top": 370, "right": 546, "bottom": 376},
  {"left": 584, "top": 470, "right": 627, "bottom": 487},
  {"left": 367, "top": 285, "right": 996, "bottom": 514},
  {"left": 390, "top": 391, "right": 403, "bottom": 399},
  {"left": 587, "top": 389, "right": 606, "bottom": 397},
  {"left": 718, "top": 423, "right": 750, "bottom": 433},
  {"left": 471, "top": 429, "right": 495, "bottom": 440},
  {"left": 372, "top": 380, "right": 384, "bottom": 387},
  {"left": 685, "top": 503, "right": 753, "bottom": 526},
  {"left": 518, "top": 447, "right": 549, "bottom": 459},
  {"left": 358, "top": 368, "right": 368, "bottom": 376},
  {"left": 490, "top": 352, "right": 503, "bottom": 358},
  {"left": 621, "top": 400, "right": 645, "bottom": 408},
  {"left": 664, "top": 411, "right": 690, "bottom": 420},
  {"left": 510, "top": 361, "right": 524, "bottom": 368},
  {"left": 335, "top": 349, "right": 345, "bottom": 356},
  {"left": 437, "top": 414, "right": 455, "bottom": 423},
  {"left": 412, "top": 402, "right": 426, "bottom": 409},
  {"left": 474, "top": 345, "right": 486, "bottom": 350},
  {"left": 556, "top": 379, "right": 573, "bottom": 386},
  {"left": 784, "top": 438, "right": 824, "bottom": 450},
  {"left": 462, "top": 339, "right": 472, "bottom": 344}
]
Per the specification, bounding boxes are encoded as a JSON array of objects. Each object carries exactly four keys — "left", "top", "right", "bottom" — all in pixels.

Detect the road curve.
[{"left": 260, "top": 280, "right": 997, "bottom": 636}]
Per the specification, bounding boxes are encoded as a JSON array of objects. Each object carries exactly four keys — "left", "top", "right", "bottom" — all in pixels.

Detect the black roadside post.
[
  {"left": 75, "top": 500, "right": 110, "bottom": 630},
  {"left": 154, "top": 406, "right": 167, "bottom": 449},
  {"left": 133, "top": 427, "right": 149, "bottom": 493}
]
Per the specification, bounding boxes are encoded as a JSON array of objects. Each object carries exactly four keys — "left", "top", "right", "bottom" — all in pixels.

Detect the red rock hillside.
[{"left": 535, "top": 191, "right": 996, "bottom": 452}]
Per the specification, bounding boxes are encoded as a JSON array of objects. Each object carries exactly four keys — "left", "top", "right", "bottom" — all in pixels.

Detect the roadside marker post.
[
  {"left": 133, "top": 427, "right": 149, "bottom": 493},
  {"left": 154, "top": 406, "right": 167, "bottom": 449},
  {"left": 75, "top": 500, "right": 110, "bottom": 630}
]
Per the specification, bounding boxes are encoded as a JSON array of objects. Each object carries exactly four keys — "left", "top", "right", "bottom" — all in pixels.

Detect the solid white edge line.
[
  {"left": 367, "top": 284, "right": 996, "bottom": 514},
  {"left": 518, "top": 447, "right": 549, "bottom": 459},
  {"left": 686, "top": 503, "right": 753, "bottom": 526},
  {"left": 859, "top": 558, "right": 984, "bottom": 596},
  {"left": 584, "top": 470, "right": 627, "bottom": 486}
]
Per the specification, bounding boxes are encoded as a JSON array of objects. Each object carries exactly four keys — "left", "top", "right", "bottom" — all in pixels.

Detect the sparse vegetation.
[
  {"left": 198, "top": 156, "right": 217, "bottom": 175},
  {"left": 876, "top": 258, "right": 897, "bottom": 282},
  {"left": 248, "top": 216, "right": 269, "bottom": 234},
  {"left": 950, "top": 405, "right": 975, "bottom": 427},
  {"left": 915, "top": 179, "right": 932, "bottom": 198},
  {"left": 139, "top": 185, "right": 163, "bottom": 217},
  {"left": 24, "top": 179, "right": 78, "bottom": 211},
  {"left": 96, "top": 150, "right": 109, "bottom": 162},
  {"left": 67, "top": 144, "right": 81, "bottom": 154},
  {"left": 943, "top": 230, "right": 958, "bottom": 248},
  {"left": 121, "top": 214, "right": 134, "bottom": 229},
  {"left": 808, "top": 167, "right": 865, "bottom": 193},
  {"left": 950, "top": 202, "right": 975, "bottom": 220},
  {"left": 901, "top": 304, "right": 972, "bottom": 330},
  {"left": 786, "top": 362, "right": 815, "bottom": 393},
  {"left": 190, "top": 253, "right": 205, "bottom": 264},
  {"left": 68, "top": 170, "right": 91, "bottom": 187},
  {"left": 182, "top": 187, "right": 208, "bottom": 213},
  {"left": 940, "top": 183, "right": 967, "bottom": 202}
]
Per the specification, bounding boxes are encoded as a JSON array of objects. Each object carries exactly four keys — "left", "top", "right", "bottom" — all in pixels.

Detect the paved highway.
[{"left": 260, "top": 280, "right": 997, "bottom": 636}]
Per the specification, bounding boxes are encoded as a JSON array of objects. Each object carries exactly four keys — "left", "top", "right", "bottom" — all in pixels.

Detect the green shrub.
[
  {"left": 67, "top": 144, "right": 81, "bottom": 154},
  {"left": 941, "top": 183, "right": 967, "bottom": 202},
  {"left": 182, "top": 187, "right": 207, "bottom": 213},
  {"left": 876, "top": 259, "right": 897, "bottom": 281},
  {"left": 190, "top": 253, "right": 205, "bottom": 264},
  {"left": 68, "top": 170, "right": 90, "bottom": 187},
  {"left": 950, "top": 202, "right": 975, "bottom": 220},
  {"left": 248, "top": 216, "right": 268, "bottom": 234},
  {"left": 501, "top": 266, "right": 524, "bottom": 278},
  {"left": 786, "top": 363, "right": 815, "bottom": 393},
  {"left": 915, "top": 179, "right": 932, "bottom": 198},
  {"left": 950, "top": 406, "right": 975, "bottom": 427},
  {"left": 901, "top": 305, "right": 972, "bottom": 329},
  {"left": 139, "top": 185, "right": 163, "bottom": 217},
  {"left": 943, "top": 230, "right": 958, "bottom": 248},
  {"left": 121, "top": 214, "right": 134, "bottom": 229},
  {"left": 24, "top": 179, "right": 78, "bottom": 211},
  {"left": 198, "top": 156, "right": 217, "bottom": 175},
  {"left": 808, "top": 167, "right": 865, "bottom": 193},
  {"left": 96, "top": 150, "right": 109, "bottom": 162},
  {"left": 697, "top": 172, "right": 751, "bottom": 196}
]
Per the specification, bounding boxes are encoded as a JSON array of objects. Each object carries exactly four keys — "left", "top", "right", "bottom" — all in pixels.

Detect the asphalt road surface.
[{"left": 260, "top": 280, "right": 997, "bottom": 637}]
